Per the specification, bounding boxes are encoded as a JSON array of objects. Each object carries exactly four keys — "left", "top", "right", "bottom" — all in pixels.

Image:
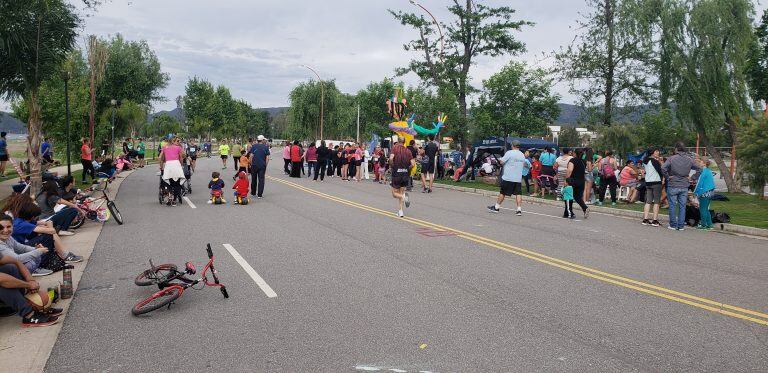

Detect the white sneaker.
[
  {"left": 207, "top": 200, "right": 213, "bottom": 204},
  {"left": 397, "top": 210, "right": 404, "bottom": 218},
  {"left": 32, "top": 268, "right": 53, "bottom": 277},
  {"left": 58, "top": 230, "right": 75, "bottom": 236}
]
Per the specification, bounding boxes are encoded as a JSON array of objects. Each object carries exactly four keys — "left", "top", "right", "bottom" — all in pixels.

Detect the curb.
[{"left": 429, "top": 181, "right": 768, "bottom": 240}]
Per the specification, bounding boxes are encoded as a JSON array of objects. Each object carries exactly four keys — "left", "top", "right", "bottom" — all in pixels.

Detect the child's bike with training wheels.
[
  {"left": 70, "top": 173, "right": 123, "bottom": 229},
  {"left": 132, "top": 244, "right": 229, "bottom": 316}
]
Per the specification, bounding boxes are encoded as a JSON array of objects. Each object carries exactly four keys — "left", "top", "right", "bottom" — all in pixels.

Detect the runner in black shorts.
[
  {"left": 187, "top": 140, "right": 199, "bottom": 172},
  {"left": 389, "top": 139, "right": 415, "bottom": 218}
]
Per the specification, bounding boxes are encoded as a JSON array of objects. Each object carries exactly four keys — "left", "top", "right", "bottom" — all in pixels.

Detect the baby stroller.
[
  {"left": 180, "top": 156, "right": 193, "bottom": 195},
  {"left": 158, "top": 174, "right": 173, "bottom": 205}
]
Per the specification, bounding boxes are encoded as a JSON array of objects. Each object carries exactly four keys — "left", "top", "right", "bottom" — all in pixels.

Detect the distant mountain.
[
  {"left": 0, "top": 112, "right": 27, "bottom": 134},
  {"left": 258, "top": 107, "right": 288, "bottom": 117},
  {"left": 148, "top": 107, "right": 184, "bottom": 123}
]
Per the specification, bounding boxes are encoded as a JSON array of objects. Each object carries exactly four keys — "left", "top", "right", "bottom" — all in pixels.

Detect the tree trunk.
[
  {"left": 724, "top": 115, "right": 742, "bottom": 187},
  {"left": 26, "top": 91, "right": 43, "bottom": 195},
  {"left": 603, "top": 0, "right": 615, "bottom": 126},
  {"left": 700, "top": 130, "right": 738, "bottom": 192},
  {"left": 89, "top": 71, "right": 96, "bottom": 144}
]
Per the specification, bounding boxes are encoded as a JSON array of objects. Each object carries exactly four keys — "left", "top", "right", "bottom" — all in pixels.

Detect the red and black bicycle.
[{"left": 132, "top": 244, "right": 229, "bottom": 316}]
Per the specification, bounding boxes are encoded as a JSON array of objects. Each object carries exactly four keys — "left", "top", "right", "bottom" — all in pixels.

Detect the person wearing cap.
[
  {"left": 488, "top": 140, "right": 526, "bottom": 215},
  {"left": 248, "top": 135, "right": 270, "bottom": 198}
]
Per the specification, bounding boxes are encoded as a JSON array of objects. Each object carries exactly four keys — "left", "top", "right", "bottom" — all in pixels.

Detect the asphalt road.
[{"left": 46, "top": 156, "right": 768, "bottom": 372}]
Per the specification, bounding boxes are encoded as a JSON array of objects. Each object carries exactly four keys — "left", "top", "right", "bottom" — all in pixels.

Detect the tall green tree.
[
  {"left": 0, "top": 0, "right": 79, "bottom": 190},
  {"left": 555, "top": 0, "right": 654, "bottom": 125},
  {"left": 100, "top": 34, "right": 168, "bottom": 111},
  {"left": 183, "top": 77, "right": 216, "bottom": 138},
  {"left": 594, "top": 124, "right": 638, "bottom": 157},
  {"left": 472, "top": 62, "right": 560, "bottom": 140},
  {"left": 737, "top": 119, "right": 768, "bottom": 199},
  {"left": 86, "top": 34, "right": 108, "bottom": 144},
  {"left": 558, "top": 127, "right": 582, "bottom": 148},
  {"left": 746, "top": 9, "right": 768, "bottom": 105},
  {"left": 670, "top": 0, "right": 755, "bottom": 192},
  {"left": 390, "top": 0, "right": 531, "bottom": 145},
  {"left": 287, "top": 80, "right": 353, "bottom": 140}
]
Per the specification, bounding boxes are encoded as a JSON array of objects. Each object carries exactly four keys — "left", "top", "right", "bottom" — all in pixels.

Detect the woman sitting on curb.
[{"left": 11, "top": 203, "right": 82, "bottom": 264}]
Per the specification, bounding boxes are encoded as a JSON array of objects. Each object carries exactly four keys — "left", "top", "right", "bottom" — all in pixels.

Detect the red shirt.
[
  {"left": 81, "top": 143, "right": 91, "bottom": 161},
  {"left": 531, "top": 160, "right": 542, "bottom": 179},
  {"left": 233, "top": 177, "right": 249, "bottom": 197},
  {"left": 290, "top": 145, "right": 301, "bottom": 162}
]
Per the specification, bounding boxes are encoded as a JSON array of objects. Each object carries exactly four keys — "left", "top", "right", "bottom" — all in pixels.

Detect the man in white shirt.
[{"left": 488, "top": 140, "right": 527, "bottom": 216}]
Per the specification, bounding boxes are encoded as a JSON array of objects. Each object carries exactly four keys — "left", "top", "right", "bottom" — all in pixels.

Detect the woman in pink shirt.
[
  {"left": 160, "top": 137, "right": 186, "bottom": 206},
  {"left": 282, "top": 142, "right": 291, "bottom": 175},
  {"left": 619, "top": 160, "right": 639, "bottom": 204},
  {"left": 305, "top": 143, "right": 317, "bottom": 179},
  {"left": 354, "top": 145, "right": 363, "bottom": 181}
]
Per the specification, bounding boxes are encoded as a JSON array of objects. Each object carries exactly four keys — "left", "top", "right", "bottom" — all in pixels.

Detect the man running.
[
  {"left": 488, "top": 140, "right": 526, "bottom": 216},
  {"left": 186, "top": 139, "right": 198, "bottom": 172},
  {"left": 389, "top": 138, "right": 415, "bottom": 218}
]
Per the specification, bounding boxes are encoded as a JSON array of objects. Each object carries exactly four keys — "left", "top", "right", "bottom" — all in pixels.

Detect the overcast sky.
[{"left": 3, "top": 0, "right": 767, "bottom": 112}]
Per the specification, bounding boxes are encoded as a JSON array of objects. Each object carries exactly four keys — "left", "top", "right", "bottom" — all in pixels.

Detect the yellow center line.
[{"left": 268, "top": 176, "right": 768, "bottom": 326}]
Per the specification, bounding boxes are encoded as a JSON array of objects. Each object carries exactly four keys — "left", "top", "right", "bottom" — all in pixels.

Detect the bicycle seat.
[{"left": 185, "top": 262, "right": 196, "bottom": 275}]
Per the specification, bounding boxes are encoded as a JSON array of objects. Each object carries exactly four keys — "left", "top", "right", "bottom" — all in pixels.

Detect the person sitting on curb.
[
  {"left": 11, "top": 203, "right": 82, "bottom": 264},
  {"left": 0, "top": 215, "right": 57, "bottom": 276},
  {"left": 0, "top": 253, "right": 62, "bottom": 327}
]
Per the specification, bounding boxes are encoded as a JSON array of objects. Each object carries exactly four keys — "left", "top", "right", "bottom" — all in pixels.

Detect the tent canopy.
[{"left": 473, "top": 137, "right": 558, "bottom": 152}]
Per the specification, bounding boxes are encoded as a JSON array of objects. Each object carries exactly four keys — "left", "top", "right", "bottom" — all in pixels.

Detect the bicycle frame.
[{"left": 146, "top": 244, "right": 226, "bottom": 296}]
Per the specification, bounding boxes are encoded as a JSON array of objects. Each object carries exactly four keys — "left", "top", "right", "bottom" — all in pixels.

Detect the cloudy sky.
[{"left": 3, "top": 0, "right": 767, "bottom": 112}]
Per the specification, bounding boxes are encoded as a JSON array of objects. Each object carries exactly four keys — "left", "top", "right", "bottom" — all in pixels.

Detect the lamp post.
[
  {"left": 110, "top": 99, "right": 118, "bottom": 159},
  {"left": 409, "top": 0, "right": 445, "bottom": 61},
  {"left": 301, "top": 65, "right": 324, "bottom": 140},
  {"left": 61, "top": 70, "right": 72, "bottom": 176}
]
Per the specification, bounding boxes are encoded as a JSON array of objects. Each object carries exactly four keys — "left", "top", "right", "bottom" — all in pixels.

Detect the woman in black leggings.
[
  {"left": 566, "top": 148, "right": 590, "bottom": 218},
  {"left": 80, "top": 138, "right": 95, "bottom": 184}
]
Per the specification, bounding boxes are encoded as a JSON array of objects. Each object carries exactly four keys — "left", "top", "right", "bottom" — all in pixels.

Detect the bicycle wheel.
[
  {"left": 134, "top": 264, "right": 177, "bottom": 286},
  {"left": 107, "top": 201, "right": 123, "bottom": 225},
  {"left": 70, "top": 214, "right": 85, "bottom": 230},
  {"left": 132, "top": 286, "right": 182, "bottom": 315}
]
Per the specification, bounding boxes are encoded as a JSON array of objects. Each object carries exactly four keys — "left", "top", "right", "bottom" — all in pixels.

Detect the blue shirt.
[
  {"left": 12, "top": 218, "right": 38, "bottom": 243},
  {"left": 540, "top": 152, "right": 556, "bottom": 166},
  {"left": 0, "top": 139, "right": 7, "bottom": 156},
  {"left": 522, "top": 158, "right": 532, "bottom": 176},
  {"left": 41, "top": 142, "right": 51, "bottom": 156},
  {"left": 249, "top": 143, "right": 270, "bottom": 169},
  {"left": 500, "top": 149, "right": 526, "bottom": 183}
]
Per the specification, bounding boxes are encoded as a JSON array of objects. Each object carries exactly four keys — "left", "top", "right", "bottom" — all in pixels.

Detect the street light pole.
[
  {"left": 301, "top": 65, "right": 324, "bottom": 140},
  {"left": 409, "top": 0, "right": 445, "bottom": 61},
  {"left": 62, "top": 71, "right": 72, "bottom": 177}
]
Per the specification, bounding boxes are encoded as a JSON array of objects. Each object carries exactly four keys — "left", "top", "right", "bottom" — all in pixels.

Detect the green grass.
[{"left": 434, "top": 179, "right": 768, "bottom": 229}]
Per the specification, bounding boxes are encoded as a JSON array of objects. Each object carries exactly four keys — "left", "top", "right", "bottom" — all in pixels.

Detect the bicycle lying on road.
[{"left": 132, "top": 244, "right": 229, "bottom": 316}]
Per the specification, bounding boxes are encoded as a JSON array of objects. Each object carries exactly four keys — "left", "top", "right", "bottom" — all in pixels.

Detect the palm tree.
[
  {"left": 87, "top": 34, "right": 109, "bottom": 144},
  {"left": 0, "top": 0, "right": 79, "bottom": 191}
]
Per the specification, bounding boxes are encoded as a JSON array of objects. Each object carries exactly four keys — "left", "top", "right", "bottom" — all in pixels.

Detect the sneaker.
[
  {"left": 64, "top": 253, "right": 83, "bottom": 263},
  {"left": 397, "top": 210, "right": 404, "bottom": 218},
  {"left": 422, "top": 188, "right": 427, "bottom": 193},
  {"left": 642, "top": 219, "right": 650, "bottom": 226},
  {"left": 569, "top": 215, "right": 575, "bottom": 219},
  {"left": 584, "top": 208, "right": 590, "bottom": 219},
  {"left": 207, "top": 200, "right": 213, "bottom": 204},
  {"left": 611, "top": 202, "right": 616, "bottom": 206},
  {"left": 596, "top": 201, "right": 603, "bottom": 206},
  {"left": 171, "top": 200, "right": 177, "bottom": 207},
  {"left": 515, "top": 210, "right": 522, "bottom": 216},
  {"left": 166, "top": 199, "right": 172, "bottom": 206},
  {"left": 32, "top": 268, "right": 53, "bottom": 277},
  {"left": 651, "top": 220, "right": 660, "bottom": 227},
  {"left": 45, "top": 307, "right": 63, "bottom": 317},
  {"left": 257, "top": 196, "right": 263, "bottom": 199},
  {"left": 667, "top": 225, "right": 677, "bottom": 230},
  {"left": 58, "top": 230, "right": 74, "bottom": 236},
  {"left": 428, "top": 189, "right": 432, "bottom": 193},
  {"left": 22, "top": 312, "right": 58, "bottom": 327},
  {"left": 487, "top": 205, "right": 500, "bottom": 213},
  {"left": 404, "top": 192, "right": 410, "bottom": 208},
  {"left": 221, "top": 199, "right": 227, "bottom": 203},
  {"left": 677, "top": 227, "right": 685, "bottom": 231}
]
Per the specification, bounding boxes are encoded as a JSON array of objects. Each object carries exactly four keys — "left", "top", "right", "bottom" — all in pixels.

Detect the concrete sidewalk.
[{"left": 0, "top": 168, "right": 132, "bottom": 373}]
